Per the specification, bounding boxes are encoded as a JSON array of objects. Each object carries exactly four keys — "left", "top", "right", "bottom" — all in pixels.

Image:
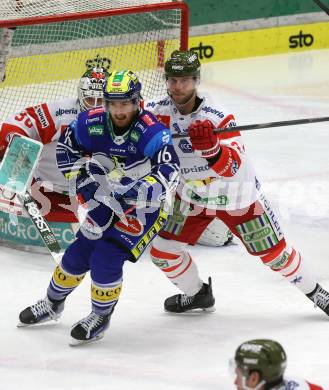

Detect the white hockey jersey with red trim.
[
  {"left": 0, "top": 98, "right": 80, "bottom": 193},
  {"left": 144, "top": 93, "right": 258, "bottom": 210},
  {"left": 274, "top": 376, "right": 323, "bottom": 390}
]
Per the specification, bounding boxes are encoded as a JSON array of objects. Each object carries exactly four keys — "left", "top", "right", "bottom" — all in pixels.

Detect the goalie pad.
[{"left": 197, "top": 217, "right": 233, "bottom": 247}]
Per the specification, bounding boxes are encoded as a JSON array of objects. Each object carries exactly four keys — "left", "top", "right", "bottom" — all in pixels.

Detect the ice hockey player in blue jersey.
[{"left": 17, "top": 69, "right": 180, "bottom": 345}]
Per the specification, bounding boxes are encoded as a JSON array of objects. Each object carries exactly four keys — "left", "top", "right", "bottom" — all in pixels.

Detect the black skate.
[
  {"left": 306, "top": 283, "right": 329, "bottom": 316},
  {"left": 70, "top": 311, "right": 112, "bottom": 346},
  {"left": 18, "top": 296, "right": 65, "bottom": 327},
  {"left": 164, "top": 277, "right": 215, "bottom": 313}
]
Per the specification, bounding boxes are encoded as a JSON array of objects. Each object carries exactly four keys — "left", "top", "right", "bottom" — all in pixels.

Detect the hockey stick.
[
  {"left": 0, "top": 135, "right": 62, "bottom": 263},
  {"left": 19, "top": 192, "right": 62, "bottom": 263},
  {"left": 313, "top": 0, "right": 329, "bottom": 15},
  {"left": 171, "top": 115, "right": 329, "bottom": 138}
]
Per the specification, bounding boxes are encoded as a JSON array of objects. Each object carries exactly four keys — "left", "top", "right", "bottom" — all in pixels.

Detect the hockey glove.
[
  {"left": 75, "top": 160, "right": 109, "bottom": 206},
  {"left": 188, "top": 119, "right": 221, "bottom": 158},
  {"left": 114, "top": 176, "right": 164, "bottom": 207}
]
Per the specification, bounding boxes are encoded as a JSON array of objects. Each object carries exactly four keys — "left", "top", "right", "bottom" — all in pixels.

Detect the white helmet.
[{"left": 78, "top": 55, "right": 111, "bottom": 111}]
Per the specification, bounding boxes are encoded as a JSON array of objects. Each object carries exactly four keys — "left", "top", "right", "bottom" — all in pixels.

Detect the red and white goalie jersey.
[
  {"left": 0, "top": 98, "right": 80, "bottom": 194},
  {"left": 144, "top": 93, "right": 258, "bottom": 211}
]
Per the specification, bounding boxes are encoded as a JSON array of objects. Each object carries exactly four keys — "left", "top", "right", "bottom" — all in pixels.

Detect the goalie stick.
[
  {"left": 0, "top": 135, "right": 62, "bottom": 263},
  {"left": 313, "top": 0, "right": 329, "bottom": 15},
  {"left": 171, "top": 115, "right": 329, "bottom": 139}
]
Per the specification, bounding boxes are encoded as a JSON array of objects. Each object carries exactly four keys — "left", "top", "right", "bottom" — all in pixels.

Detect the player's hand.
[
  {"left": 75, "top": 160, "right": 108, "bottom": 206},
  {"left": 114, "top": 176, "right": 163, "bottom": 208},
  {"left": 188, "top": 119, "right": 220, "bottom": 158},
  {"left": 76, "top": 170, "right": 100, "bottom": 206}
]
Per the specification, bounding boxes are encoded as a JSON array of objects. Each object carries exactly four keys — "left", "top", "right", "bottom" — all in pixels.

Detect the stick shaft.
[
  {"left": 19, "top": 191, "right": 62, "bottom": 263},
  {"left": 313, "top": 0, "right": 329, "bottom": 15},
  {"left": 172, "top": 115, "right": 329, "bottom": 138}
]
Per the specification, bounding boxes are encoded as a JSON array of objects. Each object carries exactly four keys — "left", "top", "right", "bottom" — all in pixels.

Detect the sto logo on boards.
[
  {"left": 190, "top": 42, "right": 214, "bottom": 59},
  {"left": 289, "top": 31, "right": 314, "bottom": 49}
]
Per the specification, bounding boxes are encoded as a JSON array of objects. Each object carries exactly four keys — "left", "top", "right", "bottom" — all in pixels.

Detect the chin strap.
[{"left": 242, "top": 377, "right": 266, "bottom": 390}]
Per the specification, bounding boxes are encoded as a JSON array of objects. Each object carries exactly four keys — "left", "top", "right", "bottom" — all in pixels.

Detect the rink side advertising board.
[
  {"left": 0, "top": 210, "right": 76, "bottom": 251},
  {"left": 188, "top": 21, "right": 329, "bottom": 63},
  {"left": 3, "top": 21, "right": 329, "bottom": 89}
]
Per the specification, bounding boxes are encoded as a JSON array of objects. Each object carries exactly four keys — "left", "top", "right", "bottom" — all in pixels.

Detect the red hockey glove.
[{"left": 188, "top": 119, "right": 220, "bottom": 158}]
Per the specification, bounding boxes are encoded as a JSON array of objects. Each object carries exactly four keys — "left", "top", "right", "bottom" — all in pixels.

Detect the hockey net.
[{"left": 0, "top": 0, "right": 188, "bottom": 122}]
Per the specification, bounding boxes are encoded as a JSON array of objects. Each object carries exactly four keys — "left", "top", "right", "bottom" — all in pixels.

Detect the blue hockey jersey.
[{"left": 56, "top": 107, "right": 180, "bottom": 201}]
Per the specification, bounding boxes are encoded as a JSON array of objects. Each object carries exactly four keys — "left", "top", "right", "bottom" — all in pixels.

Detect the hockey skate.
[
  {"left": 70, "top": 311, "right": 112, "bottom": 346},
  {"left": 164, "top": 277, "right": 215, "bottom": 313},
  {"left": 306, "top": 283, "right": 329, "bottom": 316},
  {"left": 18, "top": 296, "right": 65, "bottom": 327}
]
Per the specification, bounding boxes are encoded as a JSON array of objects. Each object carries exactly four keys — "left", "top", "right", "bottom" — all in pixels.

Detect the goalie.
[{"left": 0, "top": 56, "right": 110, "bottom": 226}]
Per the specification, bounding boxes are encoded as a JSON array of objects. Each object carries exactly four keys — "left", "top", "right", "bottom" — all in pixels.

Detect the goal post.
[{"left": 0, "top": 0, "right": 189, "bottom": 122}]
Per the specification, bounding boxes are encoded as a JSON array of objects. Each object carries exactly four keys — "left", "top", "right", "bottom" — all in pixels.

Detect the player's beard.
[{"left": 169, "top": 89, "right": 196, "bottom": 110}]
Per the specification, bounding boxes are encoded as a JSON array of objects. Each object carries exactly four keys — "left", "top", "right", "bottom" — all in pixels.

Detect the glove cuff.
[{"left": 193, "top": 139, "right": 221, "bottom": 158}]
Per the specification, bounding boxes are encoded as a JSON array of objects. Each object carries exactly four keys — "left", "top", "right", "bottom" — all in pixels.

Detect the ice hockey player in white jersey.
[
  {"left": 231, "top": 339, "right": 323, "bottom": 390},
  {"left": 145, "top": 50, "right": 329, "bottom": 316},
  {"left": 0, "top": 56, "right": 110, "bottom": 221}
]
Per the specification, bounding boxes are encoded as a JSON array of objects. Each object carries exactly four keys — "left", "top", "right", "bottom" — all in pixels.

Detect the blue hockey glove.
[
  {"left": 114, "top": 175, "right": 164, "bottom": 206},
  {"left": 75, "top": 160, "right": 109, "bottom": 206}
]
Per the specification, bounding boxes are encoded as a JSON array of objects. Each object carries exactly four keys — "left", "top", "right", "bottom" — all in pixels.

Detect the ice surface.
[{"left": 1, "top": 49, "right": 329, "bottom": 389}]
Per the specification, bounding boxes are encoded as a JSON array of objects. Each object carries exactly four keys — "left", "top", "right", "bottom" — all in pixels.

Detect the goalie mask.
[
  {"left": 78, "top": 67, "right": 110, "bottom": 112},
  {"left": 231, "top": 339, "right": 287, "bottom": 390}
]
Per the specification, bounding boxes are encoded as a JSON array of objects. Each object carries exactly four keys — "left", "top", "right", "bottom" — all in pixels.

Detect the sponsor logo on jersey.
[
  {"left": 128, "top": 143, "right": 137, "bottom": 153},
  {"left": 259, "top": 193, "right": 284, "bottom": 239},
  {"left": 156, "top": 114, "right": 170, "bottom": 128},
  {"left": 88, "top": 107, "right": 104, "bottom": 116},
  {"left": 5, "top": 132, "right": 17, "bottom": 144},
  {"left": 231, "top": 160, "right": 239, "bottom": 175},
  {"left": 141, "top": 114, "right": 155, "bottom": 126},
  {"left": 120, "top": 234, "right": 134, "bottom": 246},
  {"left": 178, "top": 139, "right": 193, "bottom": 153},
  {"left": 162, "top": 132, "right": 170, "bottom": 144},
  {"left": 181, "top": 164, "right": 209, "bottom": 175},
  {"left": 55, "top": 108, "right": 78, "bottom": 117},
  {"left": 255, "top": 177, "right": 261, "bottom": 191},
  {"left": 284, "top": 380, "right": 299, "bottom": 389},
  {"left": 35, "top": 105, "right": 49, "bottom": 128},
  {"left": 130, "top": 130, "right": 140, "bottom": 142},
  {"left": 201, "top": 106, "right": 225, "bottom": 118},
  {"left": 115, "top": 215, "right": 144, "bottom": 236},
  {"left": 88, "top": 124, "right": 104, "bottom": 136},
  {"left": 172, "top": 122, "right": 186, "bottom": 134},
  {"left": 145, "top": 99, "right": 170, "bottom": 108},
  {"left": 87, "top": 116, "right": 102, "bottom": 124},
  {"left": 291, "top": 276, "right": 302, "bottom": 285}
]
